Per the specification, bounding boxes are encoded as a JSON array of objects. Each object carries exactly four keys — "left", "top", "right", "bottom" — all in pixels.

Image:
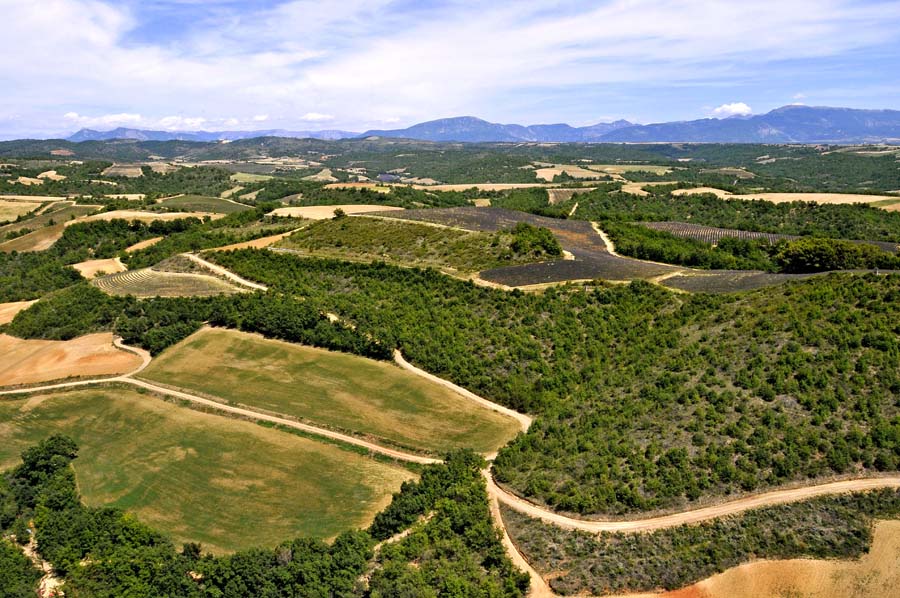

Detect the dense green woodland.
[
  {"left": 0, "top": 437, "right": 526, "bottom": 597},
  {"left": 10, "top": 250, "right": 900, "bottom": 516},
  {"left": 503, "top": 488, "right": 900, "bottom": 594}
]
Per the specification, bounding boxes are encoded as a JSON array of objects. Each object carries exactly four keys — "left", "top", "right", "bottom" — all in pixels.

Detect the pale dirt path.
[
  {"left": 18, "top": 535, "right": 64, "bottom": 598},
  {"left": 491, "top": 475, "right": 900, "bottom": 533},
  {"left": 181, "top": 253, "right": 269, "bottom": 291}
]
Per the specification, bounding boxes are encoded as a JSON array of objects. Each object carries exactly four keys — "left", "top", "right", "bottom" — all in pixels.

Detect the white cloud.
[
  {"left": 299, "top": 112, "right": 334, "bottom": 122},
  {"left": 64, "top": 112, "right": 143, "bottom": 127},
  {"left": 252, "top": 114, "right": 269, "bottom": 122},
  {"left": 5, "top": 0, "right": 900, "bottom": 134},
  {"left": 712, "top": 102, "right": 753, "bottom": 117},
  {"left": 159, "top": 116, "right": 208, "bottom": 130}
]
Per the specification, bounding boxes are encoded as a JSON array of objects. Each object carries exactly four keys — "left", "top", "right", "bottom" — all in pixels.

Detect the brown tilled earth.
[{"left": 0, "top": 333, "right": 143, "bottom": 387}]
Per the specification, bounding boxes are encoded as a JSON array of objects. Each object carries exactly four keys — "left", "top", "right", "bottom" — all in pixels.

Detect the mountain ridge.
[{"left": 63, "top": 106, "right": 900, "bottom": 144}]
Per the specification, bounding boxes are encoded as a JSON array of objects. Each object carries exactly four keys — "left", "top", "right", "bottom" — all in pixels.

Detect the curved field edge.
[
  {"left": 500, "top": 487, "right": 900, "bottom": 596},
  {"left": 0, "top": 386, "right": 415, "bottom": 553},
  {"left": 137, "top": 327, "right": 523, "bottom": 456}
]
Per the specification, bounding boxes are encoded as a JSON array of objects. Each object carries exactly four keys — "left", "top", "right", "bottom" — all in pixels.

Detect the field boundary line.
[{"left": 181, "top": 252, "right": 269, "bottom": 290}]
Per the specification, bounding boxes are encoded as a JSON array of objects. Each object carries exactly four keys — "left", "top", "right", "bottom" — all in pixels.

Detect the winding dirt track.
[
  {"left": 6, "top": 258, "right": 900, "bottom": 597},
  {"left": 181, "top": 252, "right": 269, "bottom": 291}
]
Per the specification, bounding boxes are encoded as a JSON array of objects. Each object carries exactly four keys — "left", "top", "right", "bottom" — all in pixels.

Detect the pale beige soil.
[
  {"left": 72, "top": 257, "right": 127, "bottom": 279},
  {"left": 0, "top": 199, "right": 41, "bottom": 222},
  {"left": 650, "top": 520, "right": 900, "bottom": 598},
  {"left": 620, "top": 181, "right": 676, "bottom": 196},
  {"left": 472, "top": 198, "right": 492, "bottom": 207},
  {"left": 410, "top": 183, "right": 552, "bottom": 191},
  {"left": 536, "top": 164, "right": 606, "bottom": 181},
  {"left": 324, "top": 182, "right": 391, "bottom": 193},
  {"left": 239, "top": 189, "right": 261, "bottom": 201},
  {"left": 220, "top": 186, "right": 245, "bottom": 198},
  {"left": 125, "top": 236, "right": 164, "bottom": 252},
  {"left": 269, "top": 204, "right": 404, "bottom": 219},
  {"left": 37, "top": 170, "right": 66, "bottom": 181},
  {"left": 74, "top": 210, "right": 224, "bottom": 224},
  {"left": 547, "top": 188, "right": 594, "bottom": 204},
  {"left": 104, "top": 193, "right": 146, "bottom": 200},
  {"left": 0, "top": 333, "right": 144, "bottom": 387},
  {"left": 207, "top": 230, "right": 299, "bottom": 252},
  {"left": 674, "top": 187, "right": 899, "bottom": 205},
  {"left": 13, "top": 176, "right": 43, "bottom": 185},
  {"left": 303, "top": 168, "right": 338, "bottom": 182},
  {"left": 0, "top": 194, "right": 68, "bottom": 202},
  {"left": 102, "top": 164, "right": 144, "bottom": 178},
  {"left": 0, "top": 300, "right": 37, "bottom": 325}
]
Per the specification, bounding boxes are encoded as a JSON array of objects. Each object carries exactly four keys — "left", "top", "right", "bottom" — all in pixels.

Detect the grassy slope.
[
  {"left": 158, "top": 194, "right": 252, "bottom": 214},
  {"left": 139, "top": 327, "right": 521, "bottom": 454},
  {"left": 0, "top": 386, "right": 414, "bottom": 553},
  {"left": 276, "top": 215, "right": 549, "bottom": 273}
]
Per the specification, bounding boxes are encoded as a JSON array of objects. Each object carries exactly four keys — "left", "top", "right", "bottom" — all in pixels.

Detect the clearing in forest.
[
  {"left": 139, "top": 327, "right": 522, "bottom": 455},
  {"left": 0, "top": 332, "right": 143, "bottom": 387},
  {"left": 158, "top": 194, "right": 252, "bottom": 214},
  {"left": 674, "top": 187, "right": 900, "bottom": 205},
  {"left": 72, "top": 257, "right": 127, "bottom": 279},
  {"left": 230, "top": 172, "right": 273, "bottom": 183},
  {"left": 93, "top": 268, "right": 245, "bottom": 298},
  {"left": 303, "top": 168, "right": 339, "bottom": 182},
  {"left": 534, "top": 164, "right": 608, "bottom": 181},
  {"left": 101, "top": 164, "right": 144, "bottom": 178},
  {"left": 0, "top": 387, "right": 415, "bottom": 553},
  {"left": 75, "top": 210, "right": 224, "bottom": 224},
  {"left": 269, "top": 204, "right": 403, "bottom": 219},
  {"left": 124, "top": 236, "right": 164, "bottom": 252},
  {"left": 0, "top": 199, "right": 41, "bottom": 223},
  {"left": 276, "top": 216, "right": 554, "bottom": 273}
]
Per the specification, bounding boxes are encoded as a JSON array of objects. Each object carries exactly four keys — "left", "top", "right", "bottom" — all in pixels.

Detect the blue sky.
[{"left": 2, "top": 0, "right": 900, "bottom": 138}]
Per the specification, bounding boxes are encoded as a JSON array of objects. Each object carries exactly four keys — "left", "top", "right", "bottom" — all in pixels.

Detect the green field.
[
  {"left": 0, "top": 386, "right": 414, "bottom": 553},
  {"left": 277, "top": 215, "right": 557, "bottom": 273},
  {"left": 230, "top": 172, "right": 273, "bottom": 183},
  {"left": 158, "top": 194, "right": 253, "bottom": 214},
  {"left": 139, "top": 327, "right": 521, "bottom": 454}
]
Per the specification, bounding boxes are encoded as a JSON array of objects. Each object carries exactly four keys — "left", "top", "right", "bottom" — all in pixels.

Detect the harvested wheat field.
[
  {"left": 125, "top": 236, "right": 164, "bottom": 252},
  {"left": 535, "top": 164, "right": 607, "bottom": 181},
  {"left": 220, "top": 185, "right": 244, "bottom": 198},
  {"left": 674, "top": 187, "right": 900, "bottom": 205},
  {"left": 659, "top": 520, "right": 900, "bottom": 598},
  {"left": 269, "top": 204, "right": 404, "bottom": 219},
  {"left": 13, "top": 176, "right": 43, "bottom": 186},
  {"left": 0, "top": 198, "right": 41, "bottom": 222},
  {"left": 0, "top": 194, "right": 69, "bottom": 203},
  {"left": 74, "top": 210, "right": 224, "bottom": 224},
  {"left": 303, "top": 168, "right": 338, "bottom": 182},
  {"left": 324, "top": 182, "right": 391, "bottom": 193},
  {"left": 0, "top": 300, "right": 37, "bottom": 325},
  {"left": 93, "top": 268, "right": 245, "bottom": 298},
  {"left": 72, "top": 257, "right": 127, "bottom": 279},
  {"left": 37, "top": 170, "right": 66, "bottom": 181},
  {"left": 140, "top": 327, "right": 522, "bottom": 455},
  {"left": 101, "top": 164, "right": 144, "bottom": 178},
  {"left": 0, "top": 332, "right": 143, "bottom": 387},
  {"left": 0, "top": 223, "right": 67, "bottom": 252},
  {"left": 548, "top": 188, "right": 594, "bottom": 204},
  {"left": 472, "top": 198, "right": 492, "bottom": 207},
  {"left": 209, "top": 230, "right": 298, "bottom": 251},
  {"left": 104, "top": 193, "right": 146, "bottom": 200},
  {"left": 0, "top": 387, "right": 415, "bottom": 553}
]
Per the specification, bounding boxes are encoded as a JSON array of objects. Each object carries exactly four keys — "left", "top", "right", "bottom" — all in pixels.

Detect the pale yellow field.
[
  {"left": 547, "top": 188, "right": 595, "bottom": 203},
  {"left": 104, "top": 193, "right": 146, "bottom": 200},
  {"left": 74, "top": 210, "right": 225, "bottom": 224},
  {"left": 673, "top": 187, "right": 900, "bottom": 205},
  {"left": 0, "top": 300, "right": 37, "bottom": 325},
  {"left": 269, "top": 204, "right": 404, "bottom": 219},
  {"left": 619, "top": 181, "right": 676, "bottom": 197},
  {"left": 410, "top": 183, "right": 549, "bottom": 191},
  {"left": 662, "top": 520, "right": 900, "bottom": 598},
  {"left": 0, "top": 194, "right": 69, "bottom": 202},
  {"left": 472, "top": 198, "right": 492, "bottom": 207},
  {"left": 102, "top": 164, "right": 144, "bottom": 178},
  {"left": 590, "top": 164, "right": 673, "bottom": 175},
  {"left": 0, "top": 333, "right": 142, "bottom": 387},
  {"left": 535, "top": 164, "right": 607, "bottom": 181},
  {"left": 230, "top": 172, "right": 273, "bottom": 183},
  {"left": 0, "top": 199, "right": 41, "bottom": 222},
  {"left": 37, "top": 170, "right": 66, "bottom": 181},
  {"left": 303, "top": 168, "right": 338, "bottom": 182},
  {"left": 125, "top": 236, "right": 164, "bottom": 252},
  {"left": 72, "top": 257, "right": 127, "bottom": 279},
  {"left": 324, "top": 182, "right": 392, "bottom": 193},
  {"left": 220, "top": 186, "right": 245, "bottom": 198},
  {"left": 210, "top": 231, "right": 297, "bottom": 251},
  {"left": 13, "top": 176, "right": 43, "bottom": 186}
]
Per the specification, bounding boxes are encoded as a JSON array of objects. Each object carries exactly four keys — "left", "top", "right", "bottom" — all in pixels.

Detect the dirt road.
[{"left": 181, "top": 252, "right": 269, "bottom": 290}]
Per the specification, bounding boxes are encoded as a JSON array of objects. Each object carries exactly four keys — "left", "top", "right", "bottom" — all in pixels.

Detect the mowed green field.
[
  {"left": 139, "top": 327, "right": 521, "bottom": 455},
  {"left": 0, "top": 387, "right": 414, "bottom": 553},
  {"left": 159, "top": 194, "right": 252, "bottom": 214}
]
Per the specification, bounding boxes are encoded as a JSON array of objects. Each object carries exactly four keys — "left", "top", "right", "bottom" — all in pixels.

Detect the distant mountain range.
[{"left": 65, "top": 106, "right": 900, "bottom": 144}]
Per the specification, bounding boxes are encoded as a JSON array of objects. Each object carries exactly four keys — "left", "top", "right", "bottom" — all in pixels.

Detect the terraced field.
[
  {"left": 93, "top": 267, "right": 244, "bottom": 297},
  {"left": 0, "top": 387, "right": 415, "bottom": 553},
  {"left": 139, "top": 327, "right": 522, "bottom": 455}
]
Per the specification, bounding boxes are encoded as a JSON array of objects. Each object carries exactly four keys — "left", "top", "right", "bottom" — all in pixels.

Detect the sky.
[{"left": 2, "top": 0, "right": 900, "bottom": 139}]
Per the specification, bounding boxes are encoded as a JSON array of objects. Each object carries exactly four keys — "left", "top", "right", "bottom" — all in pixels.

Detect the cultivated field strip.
[
  {"left": 93, "top": 267, "right": 245, "bottom": 297},
  {"left": 640, "top": 221, "right": 900, "bottom": 254}
]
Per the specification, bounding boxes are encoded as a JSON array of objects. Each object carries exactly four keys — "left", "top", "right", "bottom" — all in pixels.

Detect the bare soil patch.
[
  {"left": 0, "top": 332, "right": 142, "bottom": 387},
  {"left": 674, "top": 187, "right": 899, "bottom": 205},
  {"left": 0, "top": 300, "right": 37, "bottom": 325},
  {"left": 324, "top": 182, "right": 392, "bottom": 193},
  {"left": 210, "top": 231, "right": 297, "bottom": 251},
  {"left": 101, "top": 164, "right": 144, "bottom": 178},
  {"left": 303, "top": 168, "right": 338, "bottom": 182},
  {"left": 75, "top": 210, "right": 224, "bottom": 224},
  {"left": 671, "top": 520, "right": 900, "bottom": 598},
  {"left": 125, "top": 236, "right": 164, "bottom": 252},
  {"left": 37, "top": 170, "right": 66, "bottom": 181},
  {"left": 72, "top": 257, "right": 127, "bottom": 279},
  {"left": 269, "top": 204, "right": 403, "bottom": 220},
  {"left": 13, "top": 176, "right": 43, "bottom": 186}
]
